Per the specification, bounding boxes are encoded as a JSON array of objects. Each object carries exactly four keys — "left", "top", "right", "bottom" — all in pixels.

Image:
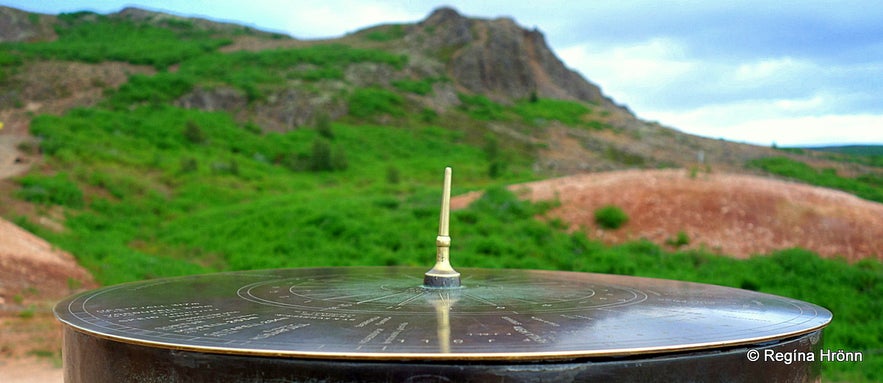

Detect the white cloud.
[
  {"left": 275, "top": 1, "right": 424, "bottom": 39},
  {"left": 726, "top": 114, "right": 883, "bottom": 147},
  {"left": 647, "top": 102, "right": 883, "bottom": 147},
  {"left": 560, "top": 38, "right": 694, "bottom": 90},
  {"left": 732, "top": 57, "right": 806, "bottom": 82},
  {"left": 772, "top": 95, "right": 825, "bottom": 112},
  {"left": 558, "top": 37, "right": 883, "bottom": 146}
]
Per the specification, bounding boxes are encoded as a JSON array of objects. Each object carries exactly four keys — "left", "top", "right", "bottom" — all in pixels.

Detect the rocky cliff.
[
  {"left": 0, "top": 6, "right": 55, "bottom": 42},
  {"left": 414, "top": 7, "right": 614, "bottom": 107}
]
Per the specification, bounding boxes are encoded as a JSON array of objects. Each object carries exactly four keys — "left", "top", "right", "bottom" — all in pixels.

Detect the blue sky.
[{"left": 3, "top": 0, "right": 881, "bottom": 147}]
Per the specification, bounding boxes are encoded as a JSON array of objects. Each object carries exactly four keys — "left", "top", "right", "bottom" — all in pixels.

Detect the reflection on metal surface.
[
  {"left": 424, "top": 167, "right": 460, "bottom": 288},
  {"left": 427, "top": 290, "right": 458, "bottom": 353},
  {"left": 54, "top": 266, "right": 832, "bottom": 361}
]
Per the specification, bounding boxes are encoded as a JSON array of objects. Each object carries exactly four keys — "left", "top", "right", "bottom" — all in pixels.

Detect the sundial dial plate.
[{"left": 55, "top": 266, "right": 831, "bottom": 361}]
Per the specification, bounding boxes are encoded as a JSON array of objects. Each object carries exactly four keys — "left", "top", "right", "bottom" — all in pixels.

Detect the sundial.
[{"left": 55, "top": 168, "right": 832, "bottom": 382}]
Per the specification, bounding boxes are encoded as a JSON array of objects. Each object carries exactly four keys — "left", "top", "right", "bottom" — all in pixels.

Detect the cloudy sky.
[{"left": 4, "top": 0, "right": 882, "bottom": 147}]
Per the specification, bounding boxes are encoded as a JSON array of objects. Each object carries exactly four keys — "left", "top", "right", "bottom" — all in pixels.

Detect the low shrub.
[
  {"left": 348, "top": 87, "right": 404, "bottom": 118},
  {"left": 594, "top": 204, "right": 628, "bottom": 229},
  {"left": 514, "top": 98, "right": 590, "bottom": 126},
  {"left": 666, "top": 230, "right": 690, "bottom": 248},
  {"left": 17, "top": 173, "right": 84, "bottom": 208}
]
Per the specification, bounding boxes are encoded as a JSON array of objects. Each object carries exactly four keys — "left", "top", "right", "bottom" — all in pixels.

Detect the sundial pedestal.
[{"left": 56, "top": 267, "right": 829, "bottom": 382}]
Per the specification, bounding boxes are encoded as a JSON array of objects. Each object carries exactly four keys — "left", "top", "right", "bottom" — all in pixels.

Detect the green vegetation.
[
  {"left": 748, "top": 156, "right": 883, "bottom": 203},
  {"left": 106, "top": 73, "right": 194, "bottom": 108},
  {"left": 809, "top": 145, "right": 883, "bottom": 157},
  {"left": 604, "top": 146, "right": 646, "bottom": 166},
  {"left": 23, "top": 102, "right": 523, "bottom": 283},
  {"left": 17, "top": 173, "right": 84, "bottom": 208},
  {"left": 514, "top": 98, "right": 591, "bottom": 126},
  {"left": 348, "top": 87, "right": 405, "bottom": 118},
  {"left": 96, "top": 43, "right": 409, "bottom": 105},
  {"left": 3, "top": 13, "right": 230, "bottom": 69},
  {"left": 666, "top": 231, "right": 690, "bottom": 248},
  {"left": 593, "top": 204, "right": 629, "bottom": 229},
  {"left": 0, "top": 50, "right": 23, "bottom": 83},
  {"left": 808, "top": 145, "right": 883, "bottom": 168},
  {"left": 3, "top": 15, "right": 881, "bottom": 382},
  {"left": 363, "top": 24, "right": 406, "bottom": 42},
  {"left": 455, "top": 95, "right": 611, "bottom": 130},
  {"left": 176, "top": 44, "right": 406, "bottom": 102},
  {"left": 458, "top": 93, "right": 506, "bottom": 120},
  {"left": 17, "top": 305, "right": 36, "bottom": 319},
  {"left": 392, "top": 78, "right": 437, "bottom": 95}
]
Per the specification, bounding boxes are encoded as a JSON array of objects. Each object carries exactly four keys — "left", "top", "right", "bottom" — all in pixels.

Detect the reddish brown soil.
[
  {"left": 453, "top": 169, "right": 883, "bottom": 260},
  {"left": 0, "top": 218, "right": 95, "bottom": 382}
]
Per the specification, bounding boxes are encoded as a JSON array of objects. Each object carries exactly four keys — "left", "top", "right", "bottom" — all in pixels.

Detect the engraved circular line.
[{"left": 238, "top": 277, "right": 644, "bottom": 314}]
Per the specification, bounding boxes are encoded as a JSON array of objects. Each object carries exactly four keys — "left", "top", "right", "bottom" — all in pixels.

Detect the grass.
[
  {"left": 808, "top": 145, "right": 883, "bottom": 157},
  {"left": 392, "top": 78, "right": 436, "bottom": 95},
  {"left": 514, "top": 98, "right": 592, "bottom": 126},
  {"left": 593, "top": 204, "right": 628, "bottom": 229},
  {"left": 348, "top": 87, "right": 405, "bottom": 118},
  {"left": 17, "top": 305, "right": 36, "bottom": 319},
  {"left": 810, "top": 146, "right": 883, "bottom": 168},
  {"left": 105, "top": 73, "right": 195, "bottom": 108},
  {"left": 748, "top": 156, "right": 883, "bottom": 203},
  {"left": 179, "top": 44, "right": 406, "bottom": 99},
  {"left": 0, "top": 50, "right": 23, "bottom": 83},
  {"left": 363, "top": 24, "right": 407, "bottom": 42},
  {"left": 458, "top": 93, "right": 506, "bottom": 121},
  {"left": 2, "top": 13, "right": 230, "bottom": 69},
  {"left": 23, "top": 103, "right": 519, "bottom": 283},
  {"left": 17, "top": 173, "right": 84, "bottom": 208},
  {"left": 455, "top": 95, "right": 613, "bottom": 132}
]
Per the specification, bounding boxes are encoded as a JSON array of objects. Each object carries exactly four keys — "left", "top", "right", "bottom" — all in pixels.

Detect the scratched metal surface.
[{"left": 54, "top": 267, "right": 831, "bottom": 361}]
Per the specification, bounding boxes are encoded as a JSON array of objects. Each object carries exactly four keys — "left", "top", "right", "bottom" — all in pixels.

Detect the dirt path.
[
  {"left": 453, "top": 169, "right": 883, "bottom": 260},
  {"left": 0, "top": 108, "right": 37, "bottom": 180},
  {"left": 0, "top": 136, "right": 30, "bottom": 180}
]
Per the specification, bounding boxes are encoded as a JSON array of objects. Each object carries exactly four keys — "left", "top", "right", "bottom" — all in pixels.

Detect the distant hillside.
[
  {"left": 1, "top": 5, "right": 815, "bottom": 175},
  {"left": 806, "top": 145, "right": 883, "bottom": 156}
]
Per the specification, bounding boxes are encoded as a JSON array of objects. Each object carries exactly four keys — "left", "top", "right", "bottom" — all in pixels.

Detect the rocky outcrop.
[
  {"left": 0, "top": 6, "right": 55, "bottom": 42},
  {"left": 252, "top": 89, "right": 345, "bottom": 131},
  {"left": 414, "top": 7, "right": 618, "bottom": 110},
  {"left": 176, "top": 86, "right": 248, "bottom": 112},
  {"left": 175, "top": 86, "right": 345, "bottom": 132}
]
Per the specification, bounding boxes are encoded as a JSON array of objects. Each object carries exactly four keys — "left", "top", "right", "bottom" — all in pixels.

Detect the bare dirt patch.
[
  {"left": 453, "top": 169, "right": 883, "bottom": 261},
  {"left": 0, "top": 354, "right": 63, "bottom": 383},
  {"left": 0, "top": 217, "right": 95, "bottom": 383}
]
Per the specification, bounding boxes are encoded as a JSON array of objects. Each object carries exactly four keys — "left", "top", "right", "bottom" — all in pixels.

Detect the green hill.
[
  {"left": 809, "top": 145, "right": 883, "bottom": 156},
  {"left": 0, "top": 6, "right": 881, "bottom": 381}
]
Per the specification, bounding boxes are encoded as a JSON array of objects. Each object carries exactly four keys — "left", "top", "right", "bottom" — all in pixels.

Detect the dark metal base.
[
  {"left": 422, "top": 274, "right": 461, "bottom": 288},
  {"left": 63, "top": 328, "right": 823, "bottom": 383}
]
